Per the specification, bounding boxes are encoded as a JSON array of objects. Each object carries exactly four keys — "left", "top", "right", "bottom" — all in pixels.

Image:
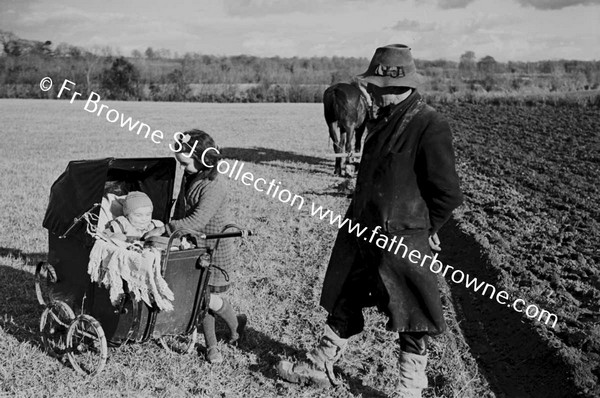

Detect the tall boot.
[
  {"left": 397, "top": 351, "right": 428, "bottom": 398},
  {"left": 277, "top": 325, "right": 348, "bottom": 388}
]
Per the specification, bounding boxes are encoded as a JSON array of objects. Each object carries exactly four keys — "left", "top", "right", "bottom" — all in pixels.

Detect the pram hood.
[{"left": 43, "top": 157, "right": 176, "bottom": 238}]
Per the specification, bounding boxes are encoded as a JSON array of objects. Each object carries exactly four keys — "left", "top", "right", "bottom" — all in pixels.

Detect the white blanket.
[{"left": 87, "top": 239, "right": 174, "bottom": 312}]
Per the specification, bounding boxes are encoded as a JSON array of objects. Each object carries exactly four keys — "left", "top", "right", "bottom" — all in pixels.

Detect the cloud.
[
  {"left": 20, "top": 6, "right": 104, "bottom": 26},
  {"left": 0, "top": 0, "right": 37, "bottom": 31},
  {"left": 221, "top": 0, "right": 382, "bottom": 17},
  {"left": 391, "top": 19, "right": 436, "bottom": 32},
  {"left": 437, "top": 0, "right": 477, "bottom": 9},
  {"left": 241, "top": 32, "right": 299, "bottom": 56},
  {"left": 516, "top": 0, "right": 600, "bottom": 10},
  {"left": 223, "top": 0, "right": 331, "bottom": 16}
]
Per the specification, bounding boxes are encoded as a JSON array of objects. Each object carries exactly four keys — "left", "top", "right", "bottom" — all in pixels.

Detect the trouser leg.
[
  {"left": 325, "top": 250, "right": 374, "bottom": 339},
  {"left": 399, "top": 332, "right": 428, "bottom": 355}
]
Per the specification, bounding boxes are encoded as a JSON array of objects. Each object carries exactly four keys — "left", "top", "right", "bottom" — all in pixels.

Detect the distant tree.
[
  {"left": 477, "top": 55, "right": 498, "bottom": 74},
  {"left": 0, "top": 30, "right": 17, "bottom": 55},
  {"left": 538, "top": 60, "right": 553, "bottom": 74},
  {"left": 55, "top": 42, "right": 83, "bottom": 58},
  {"left": 2, "top": 35, "right": 52, "bottom": 57},
  {"left": 0, "top": 30, "right": 17, "bottom": 51},
  {"left": 330, "top": 69, "right": 354, "bottom": 84},
  {"left": 145, "top": 47, "right": 155, "bottom": 59},
  {"left": 3, "top": 40, "right": 22, "bottom": 56},
  {"left": 131, "top": 49, "right": 143, "bottom": 58},
  {"left": 81, "top": 46, "right": 110, "bottom": 94},
  {"left": 583, "top": 63, "right": 600, "bottom": 89},
  {"left": 36, "top": 40, "right": 53, "bottom": 55},
  {"left": 55, "top": 42, "right": 71, "bottom": 57},
  {"left": 70, "top": 45, "right": 83, "bottom": 58},
  {"left": 102, "top": 46, "right": 115, "bottom": 57},
  {"left": 507, "top": 61, "right": 526, "bottom": 74},
  {"left": 458, "top": 51, "right": 476, "bottom": 78},
  {"left": 163, "top": 68, "right": 191, "bottom": 101},
  {"left": 477, "top": 56, "right": 498, "bottom": 91},
  {"left": 101, "top": 56, "right": 140, "bottom": 100},
  {"left": 155, "top": 48, "right": 171, "bottom": 59},
  {"left": 551, "top": 61, "right": 565, "bottom": 76}
]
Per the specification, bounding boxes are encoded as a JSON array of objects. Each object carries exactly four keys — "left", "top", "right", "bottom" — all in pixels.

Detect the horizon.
[
  {"left": 1, "top": 0, "right": 599, "bottom": 63},
  {"left": 5, "top": 32, "right": 599, "bottom": 64}
]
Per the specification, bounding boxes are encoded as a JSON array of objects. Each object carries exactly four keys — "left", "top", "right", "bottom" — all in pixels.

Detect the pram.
[{"left": 35, "top": 157, "right": 252, "bottom": 375}]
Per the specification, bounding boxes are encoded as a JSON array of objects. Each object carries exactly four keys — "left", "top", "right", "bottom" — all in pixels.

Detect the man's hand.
[
  {"left": 143, "top": 226, "right": 166, "bottom": 240},
  {"left": 428, "top": 233, "right": 441, "bottom": 251}
]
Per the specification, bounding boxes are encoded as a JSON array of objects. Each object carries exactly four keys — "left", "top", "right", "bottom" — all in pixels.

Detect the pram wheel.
[
  {"left": 40, "top": 300, "right": 75, "bottom": 356},
  {"left": 66, "top": 314, "right": 108, "bottom": 376},
  {"left": 35, "top": 261, "right": 57, "bottom": 306},
  {"left": 158, "top": 327, "right": 198, "bottom": 354}
]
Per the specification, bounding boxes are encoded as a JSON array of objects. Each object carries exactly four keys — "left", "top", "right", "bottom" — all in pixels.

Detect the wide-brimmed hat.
[{"left": 358, "top": 44, "right": 421, "bottom": 88}]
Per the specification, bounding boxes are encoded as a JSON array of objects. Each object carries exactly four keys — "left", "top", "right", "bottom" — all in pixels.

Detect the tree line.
[{"left": 1, "top": 30, "right": 599, "bottom": 103}]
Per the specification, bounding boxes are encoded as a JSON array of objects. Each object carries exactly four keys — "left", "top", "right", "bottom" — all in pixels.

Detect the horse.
[{"left": 323, "top": 82, "right": 369, "bottom": 176}]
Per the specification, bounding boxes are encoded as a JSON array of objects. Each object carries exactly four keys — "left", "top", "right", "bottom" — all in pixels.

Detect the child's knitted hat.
[{"left": 123, "top": 191, "right": 153, "bottom": 215}]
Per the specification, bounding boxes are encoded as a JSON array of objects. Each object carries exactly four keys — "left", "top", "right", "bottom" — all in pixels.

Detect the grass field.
[{"left": 0, "top": 98, "right": 597, "bottom": 397}]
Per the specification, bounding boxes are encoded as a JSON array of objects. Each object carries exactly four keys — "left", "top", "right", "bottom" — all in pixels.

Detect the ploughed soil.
[{"left": 436, "top": 102, "right": 600, "bottom": 397}]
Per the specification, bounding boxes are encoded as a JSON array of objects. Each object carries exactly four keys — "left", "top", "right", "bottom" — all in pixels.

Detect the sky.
[{"left": 1, "top": 0, "right": 599, "bottom": 62}]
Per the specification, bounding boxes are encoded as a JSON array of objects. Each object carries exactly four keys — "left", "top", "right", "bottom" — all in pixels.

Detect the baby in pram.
[
  {"left": 89, "top": 190, "right": 175, "bottom": 311},
  {"left": 103, "top": 191, "right": 164, "bottom": 246}
]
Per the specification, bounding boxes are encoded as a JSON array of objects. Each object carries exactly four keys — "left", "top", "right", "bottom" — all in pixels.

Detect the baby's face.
[{"left": 127, "top": 206, "right": 153, "bottom": 229}]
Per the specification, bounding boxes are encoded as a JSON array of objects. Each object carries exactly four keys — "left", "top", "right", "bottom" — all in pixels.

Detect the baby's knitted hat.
[{"left": 123, "top": 191, "right": 153, "bottom": 215}]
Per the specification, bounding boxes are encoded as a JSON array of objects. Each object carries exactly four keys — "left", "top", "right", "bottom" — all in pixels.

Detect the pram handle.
[
  {"left": 164, "top": 226, "right": 252, "bottom": 257},
  {"left": 167, "top": 227, "right": 253, "bottom": 245},
  {"left": 201, "top": 230, "right": 253, "bottom": 240},
  {"left": 162, "top": 226, "right": 252, "bottom": 268}
]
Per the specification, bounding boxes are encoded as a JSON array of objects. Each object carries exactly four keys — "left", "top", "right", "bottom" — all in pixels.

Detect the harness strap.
[
  {"left": 150, "top": 220, "right": 163, "bottom": 230},
  {"left": 112, "top": 218, "right": 126, "bottom": 234}
]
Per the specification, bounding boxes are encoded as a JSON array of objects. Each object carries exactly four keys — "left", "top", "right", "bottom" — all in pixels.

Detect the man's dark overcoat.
[{"left": 320, "top": 91, "right": 463, "bottom": 335}]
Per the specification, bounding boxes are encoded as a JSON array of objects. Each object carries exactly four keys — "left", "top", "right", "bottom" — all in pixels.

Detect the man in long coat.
[{"left": 277, "top": 44, "right": 463, "bottom": 397}]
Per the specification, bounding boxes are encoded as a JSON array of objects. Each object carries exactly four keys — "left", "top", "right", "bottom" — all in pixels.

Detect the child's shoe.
[{"left": 206, "top": 346, "right": 223, "bottom": 364}]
